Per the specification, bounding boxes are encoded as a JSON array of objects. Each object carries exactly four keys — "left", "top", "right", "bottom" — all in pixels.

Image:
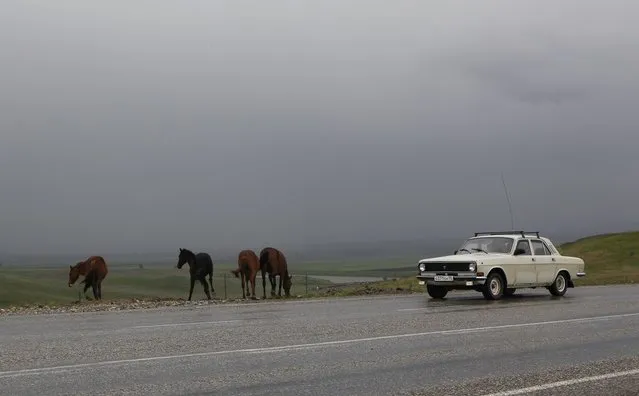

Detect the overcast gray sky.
[{"left": 1, "top": 0, "right": 638, "bottom": 255}]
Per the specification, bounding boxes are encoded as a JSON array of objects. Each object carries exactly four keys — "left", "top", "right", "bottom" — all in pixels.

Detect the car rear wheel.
[
  {"left": 482, "top": 272, "right": 505, "bottom": 300},
  {"left": 549, "top": 272, "right": 568, "bottom": 296},
  {"left": 426, "top": 284, "right": 448, "bottom": 299}
]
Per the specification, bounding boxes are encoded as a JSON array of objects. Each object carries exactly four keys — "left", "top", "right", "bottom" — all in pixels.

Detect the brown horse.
[
  {"left": 230, "top": 249, "right": 261, "bottom": 300},
  {"left": 259, "top": 247, "right": 292, "bottom": 298},
  {"left": 68, "top": 256, "right": 109, "bottom": 300}
]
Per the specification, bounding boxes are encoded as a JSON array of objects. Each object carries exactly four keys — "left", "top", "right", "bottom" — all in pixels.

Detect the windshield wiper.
[{"left": 471, "top": 248, "right": 488, "bottom": 254}]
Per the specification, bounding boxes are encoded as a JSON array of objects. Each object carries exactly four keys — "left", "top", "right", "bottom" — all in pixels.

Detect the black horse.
[{"left": 176, "top": 248, "right": 215, "bottom": 301}]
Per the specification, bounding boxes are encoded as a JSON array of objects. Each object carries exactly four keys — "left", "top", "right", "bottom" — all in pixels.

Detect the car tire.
[
  {"left": 549, "top": 272, "right": 568, "bottom": 296},
  {"left": 504, "top": 288, "right": 516, "bottom": 297},
  {"left": 482, "top": 272, "right": 505, "bottom": 300},
  {"left": 426, "top": 284, "right": 448, "bottom": 299}
]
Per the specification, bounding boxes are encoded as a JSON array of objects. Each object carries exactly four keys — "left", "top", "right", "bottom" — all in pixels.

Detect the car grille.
[{"left": 422, "top": 262, "right": 472, "bottom": 272}]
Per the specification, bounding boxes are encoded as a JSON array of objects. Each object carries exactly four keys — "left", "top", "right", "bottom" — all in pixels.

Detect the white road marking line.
[
  {"left": 397, "top": 308, "right": 428, "bottom": 312},
  {"left": 1, "top": 311, "right": 638, "bottom": 379},
  {"left": 481, "top": 368, "right": 639, "bottom": 395},
  {"left": 131, "top": 320, "right": 240, "bottom": 329}
]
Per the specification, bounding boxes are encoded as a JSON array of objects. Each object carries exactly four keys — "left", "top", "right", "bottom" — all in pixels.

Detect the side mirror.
[{"left": 453, "top": 250, "right": 458, "bottom": 255}]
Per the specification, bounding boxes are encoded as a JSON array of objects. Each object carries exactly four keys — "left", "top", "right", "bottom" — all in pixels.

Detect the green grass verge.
[{"left": 0, "top": 265, "right": 334, "bottom": 308}]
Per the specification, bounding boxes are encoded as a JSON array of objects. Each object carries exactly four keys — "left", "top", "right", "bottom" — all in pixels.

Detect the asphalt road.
[{"left": 2, "top": 285, "right": 639, "bottom": 396}]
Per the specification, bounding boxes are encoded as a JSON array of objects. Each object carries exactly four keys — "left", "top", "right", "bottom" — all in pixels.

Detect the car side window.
[
  {"left": 531, "top": 240, "right": 551, "bottom": 255},
  {"left": 515, "top": 240, "right": 532, "bottom": 255}
]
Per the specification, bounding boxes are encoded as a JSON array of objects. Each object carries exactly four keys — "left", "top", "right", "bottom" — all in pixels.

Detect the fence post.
[
  {"left": 223, "top": 273, "right": 227, "bottom": 300},
  {"left": 305, "top": 273, "right": 308, "bottom": 295}
]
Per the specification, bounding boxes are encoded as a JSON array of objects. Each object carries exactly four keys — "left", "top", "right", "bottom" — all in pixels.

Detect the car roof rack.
[{"left": 474, "top": 231, "right": 540, "bottom": 238}]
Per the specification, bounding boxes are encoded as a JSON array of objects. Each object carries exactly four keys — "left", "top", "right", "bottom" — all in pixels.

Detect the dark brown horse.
[
  {"left": 68, "top": 256, "right": 109, "bottom": 300},
  {"left": 177, "top": 248, "right": 214, "bottom": 301},
  {"left": 231, "top": 249, "right": 261, "bottom": 300},
  {"left": 259, "top": 247, "right": 292, "bottom": 298}
]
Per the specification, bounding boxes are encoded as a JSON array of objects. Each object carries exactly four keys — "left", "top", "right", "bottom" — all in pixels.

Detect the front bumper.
[
  {"left": 577, "top": 272, "right": 586, "bottom": 277},
  {"left": 416, "top": 272, "right": 487, "bottom": 287}
]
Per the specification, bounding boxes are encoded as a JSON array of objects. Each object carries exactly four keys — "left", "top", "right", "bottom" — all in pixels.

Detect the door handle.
[
  {"left": 551, "top": 258, "right": 555, "bottom": 262},
  {"left": 531, "top": 258, "right": 536, "bottom": 262}
]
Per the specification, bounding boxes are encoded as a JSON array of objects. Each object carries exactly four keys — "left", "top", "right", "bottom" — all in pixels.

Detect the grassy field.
[
  {"left": 0, "top": 257, "right": 419, "bottom": 308},
  {"left": 1, "top": 231, "right": 638, "bottom": 308}
]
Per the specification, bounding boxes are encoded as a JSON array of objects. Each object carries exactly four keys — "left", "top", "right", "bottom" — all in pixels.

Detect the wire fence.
[
  {"left": 184, "top": 272, "right": 413, "bottom": 300},
  {"left": 70, "top": 270, "right": 416, "bottom": 302}
]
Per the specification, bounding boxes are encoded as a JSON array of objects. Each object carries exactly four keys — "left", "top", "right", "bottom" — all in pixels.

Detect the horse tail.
[
  {"left": 276, "top": 249, "right": 288, "bottom": 274},
  {"left": 95, "top": 256, "right": 108, "bottom": 278},
  {"left": 259, "top": 249, "right": 270, "bottom": 271}
]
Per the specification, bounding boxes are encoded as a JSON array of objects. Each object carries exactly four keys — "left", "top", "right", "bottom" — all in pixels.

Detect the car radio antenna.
[{"left": 501, "top": 172, "right": 515, "bottom": 229}]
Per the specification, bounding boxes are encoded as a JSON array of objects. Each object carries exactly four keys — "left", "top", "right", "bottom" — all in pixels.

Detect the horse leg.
[
  {"left": 208, "top": 271, "right": 215, "bottom": 296},
  {"left": 269, "top": 274, "right": 276, "bottom": 297},
  {"left": 278, "top": 274, "right": 283, "bottom": 297},
  {"left": 83, "top": 282, "right": 92, "bottom": 300},
  {"left": 98, "top": 279, "right": 103, "bottom": 300},
  {"left": 91, "top": 282, "right": 99, "bottom": 300},
  {"left": 188, "top": 276, "right": 196, "bottom": 301},
  {"left": 249, "top": 270, "right": 257, "bottom": 300},
  {"left": 95, "top": 279, "right": 101, "bottom": 300},
  {"left": 199, "top": 276, "right": 211, "bottom": 300},
  {"left": 240, "top": 271, "right": 246, "bottom": 299},
  {"left": 261, "top": 269, "right": 267, "bottom": 299},
  {"left": 244, "top": 273, "right": 251, "bottom": 299}
]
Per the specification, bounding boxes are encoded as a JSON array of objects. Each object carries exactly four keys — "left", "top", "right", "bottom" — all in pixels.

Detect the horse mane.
[
  {"left": 259, "top": 248, "right": 271, "bottom": 268},
  {"left": 71, "top": 257, "right": 97, "bottom": 276},
  {"left": 180, "top": 248, "right": 196, "bottom": 260}
]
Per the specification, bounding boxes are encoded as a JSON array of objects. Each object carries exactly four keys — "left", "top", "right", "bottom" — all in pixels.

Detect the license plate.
[{"left": 434, "top": 275, "right": 453, "bottom": 282}]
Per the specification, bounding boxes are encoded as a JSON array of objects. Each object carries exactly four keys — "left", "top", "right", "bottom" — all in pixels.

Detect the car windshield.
[{"left": 457, "top": 237, "right": 514, "bottom": 254}]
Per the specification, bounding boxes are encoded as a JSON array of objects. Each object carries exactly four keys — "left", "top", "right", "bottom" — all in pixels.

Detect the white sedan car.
[{"left": 416, "top": 231, "right": 586, "bottom": 300}]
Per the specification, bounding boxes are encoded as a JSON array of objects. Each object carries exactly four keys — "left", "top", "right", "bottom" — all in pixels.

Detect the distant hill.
[
  {"left": 0, "top": 230, "right": 610, "bottom": 268},
  {"left": 558, "top": 231, "right": 639, "bottom": 284},
  {"left": 0, "top": 237, "right": 464, "bottom": 267}
]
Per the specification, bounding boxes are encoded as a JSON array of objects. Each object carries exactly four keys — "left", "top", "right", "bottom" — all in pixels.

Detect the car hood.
[{"left": 418, "top": 253, "right": 509, "bottom": 263}]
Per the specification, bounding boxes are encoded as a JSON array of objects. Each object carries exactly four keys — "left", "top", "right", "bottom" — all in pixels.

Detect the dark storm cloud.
[{"left": 0, "top": 0, "right": 638, "bottom": 255}]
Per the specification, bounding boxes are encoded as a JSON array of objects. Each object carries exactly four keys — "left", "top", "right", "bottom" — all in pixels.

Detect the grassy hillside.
[
  {"left": 558, "top": 231, "right": 639, "bottom": 285},
  {"left": 324, "top": 230, "right": 639, "bottom": 297}
]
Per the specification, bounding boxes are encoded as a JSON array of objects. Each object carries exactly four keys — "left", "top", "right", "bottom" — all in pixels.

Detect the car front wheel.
[
  {"left": 482, "top": 272, "right": 505, "bottom": 300},
  {"left": 426, "top": 284, "right": 448, "bottom": 299},
  {"left": 549, "top": 272, "right": 568, "bottom": 296}
]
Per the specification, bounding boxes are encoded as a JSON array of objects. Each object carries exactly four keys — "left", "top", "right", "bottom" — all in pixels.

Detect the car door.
[
  {"left": 513, "top": 239, "right": 536, "bottom": 285},
  {"left": 531, "top": 239, "right": 556, "bottom": 285}
]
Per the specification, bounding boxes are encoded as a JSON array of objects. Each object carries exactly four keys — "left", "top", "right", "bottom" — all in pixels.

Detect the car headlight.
[
  {"left": 418, "top": 263, "right": 426, "bottom": 272},
  {"left": 469, "top": 262, "right": 476, "bottom": 272}
]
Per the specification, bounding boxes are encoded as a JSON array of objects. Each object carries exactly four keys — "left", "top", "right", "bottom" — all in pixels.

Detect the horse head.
[
  {"left": 177, "top": 248, "right": 194, "bottom": 269},
  {"left": 68, "top": 262, "right": 82, "bottom": 287}
]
